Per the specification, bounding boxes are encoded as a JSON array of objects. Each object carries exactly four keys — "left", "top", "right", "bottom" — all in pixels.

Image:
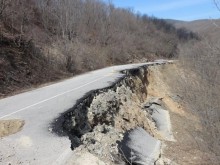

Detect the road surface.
[{"left": 0, "top": 61, "right": 170, "bottom": 165}]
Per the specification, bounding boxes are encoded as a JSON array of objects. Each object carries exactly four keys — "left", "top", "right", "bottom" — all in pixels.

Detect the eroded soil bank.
[
  {"left": 53, "top": 62, "right": 220, "bottom": 165},
  {"left": 52, "top": 63, "right": 177, "bottom": 165},
  {"left": 1, "top": 61, "right": 217, "bottom": 164}
]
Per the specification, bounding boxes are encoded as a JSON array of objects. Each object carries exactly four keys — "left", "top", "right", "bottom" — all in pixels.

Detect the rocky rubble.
[
  {"left": 53, "top": 65, "right": 174, "bottom": 165},
  {"left": 118, "top": 127, "right": 161, "bottom": 164}
]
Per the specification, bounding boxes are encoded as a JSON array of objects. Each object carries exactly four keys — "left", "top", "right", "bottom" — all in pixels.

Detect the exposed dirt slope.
[{"left": 147, "top": 64, "right": 220, "bottom": 164}]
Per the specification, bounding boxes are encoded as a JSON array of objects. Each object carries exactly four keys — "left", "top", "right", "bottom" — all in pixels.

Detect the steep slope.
[
  {"left": 147, "top": 64, "right": 220, "bottom": 164},
  {"left": 0, "top": 22, "right": 68, "bottom": 97}
]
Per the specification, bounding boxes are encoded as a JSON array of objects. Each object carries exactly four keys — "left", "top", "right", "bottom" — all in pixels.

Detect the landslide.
[
  {"left": 51, "top": 61, "right": 220, "bottom": 165},
  {"left": 52, "top": 63, "right": 175, "bottom": 165},
  {"left": 0, "top": 22, "right": 68, "bottom": 97}
]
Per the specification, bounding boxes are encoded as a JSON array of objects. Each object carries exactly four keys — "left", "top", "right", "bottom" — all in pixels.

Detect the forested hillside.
[{"left": 0, "top": 0, "right": 197, "bottom": 96}]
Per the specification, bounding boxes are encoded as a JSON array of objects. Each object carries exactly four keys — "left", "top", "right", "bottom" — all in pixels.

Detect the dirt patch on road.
[{"left": 0, "top": 119, "right": 25, "bottom": 137}]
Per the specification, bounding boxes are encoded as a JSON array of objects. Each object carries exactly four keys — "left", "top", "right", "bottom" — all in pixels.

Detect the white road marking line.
[{"left": 0, "top": 74, "right": 113, "bottom": 119}]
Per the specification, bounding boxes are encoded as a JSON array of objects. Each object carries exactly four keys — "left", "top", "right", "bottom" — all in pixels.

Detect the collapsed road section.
[{"left": 52, "top": 62, "right": 174, "bottom": 165}]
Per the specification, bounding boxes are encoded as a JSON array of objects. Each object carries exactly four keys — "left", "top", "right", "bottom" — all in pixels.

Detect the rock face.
[
  {"left": 118, "top": 127, "right": 161, "bottom": 165},
  {"left": 52, "top": 65, "right": 174, "bottom": 164}
]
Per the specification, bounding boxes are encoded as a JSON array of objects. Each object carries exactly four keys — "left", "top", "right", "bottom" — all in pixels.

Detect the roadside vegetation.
[
  {"left": 0, "top": 0, "right": 197, "bottom": 96},
  {"left": 175, "top": 38, "right": 220, "bottom": 161}
]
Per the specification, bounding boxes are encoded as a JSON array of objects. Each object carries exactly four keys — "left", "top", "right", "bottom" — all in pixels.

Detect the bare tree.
[
  {"left": 214, "top": 0, "right": 220, "bottom": 11},
  {"left": 0, "top": 0, "right": 8, "bottom": 18}
]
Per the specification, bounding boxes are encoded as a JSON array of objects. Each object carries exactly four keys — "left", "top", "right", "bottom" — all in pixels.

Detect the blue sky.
[{"left": 107, "top": 0, "right": 220, "bottom": 21}]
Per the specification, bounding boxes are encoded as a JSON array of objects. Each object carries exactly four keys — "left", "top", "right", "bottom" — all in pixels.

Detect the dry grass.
[
  {"left": 148, "top": 63, "right": 220, "bottom": 164},
  {"left": 177, "top": 40, "right": 220, "bottom": 156},
  {"left": 164, "top": 16, "right": 220, "bottom": 163}
]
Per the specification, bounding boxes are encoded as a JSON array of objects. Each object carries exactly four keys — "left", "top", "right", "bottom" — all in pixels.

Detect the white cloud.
[{"left": 145, "top": 0, "right": 210, "bottom": 13}]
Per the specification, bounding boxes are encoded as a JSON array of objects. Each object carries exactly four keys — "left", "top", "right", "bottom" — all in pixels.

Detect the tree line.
[{"left": 0, "top": 0, "right": 198, "bottom": 73}]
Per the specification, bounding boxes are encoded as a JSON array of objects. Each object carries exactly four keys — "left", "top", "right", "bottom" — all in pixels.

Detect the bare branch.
[{"left": 213, "top": 0, "right": 220, "bottom": 11}]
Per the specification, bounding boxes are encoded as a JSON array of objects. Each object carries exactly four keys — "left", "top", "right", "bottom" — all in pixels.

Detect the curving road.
[{"left": 0, "top": 61, "right": 171, "bottom": 165}]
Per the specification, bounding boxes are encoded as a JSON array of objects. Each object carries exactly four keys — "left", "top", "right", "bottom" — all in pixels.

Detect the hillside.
[
  {"left": 166, "top": 18, "right": 220, "bottom": 164},
  {"left": 0, "top": 0, "right": 197, "bottom": 97},
  {"left": 0, "top": 22, "right": 70, "bottom": 97},
  {"left": 172, "top": 19, "right": 220, "bottom": 43},
  {"left": 0, "top": 1, "right": 220, "bottom": 164}
]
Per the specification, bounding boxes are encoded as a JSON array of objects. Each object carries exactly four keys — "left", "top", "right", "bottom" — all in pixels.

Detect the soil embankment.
[
  {"left": 53, "top": 63, "right": 175, "bottom": 165},
  {"left": 52, "top": 62, "right": 220, "bottom": 164}
]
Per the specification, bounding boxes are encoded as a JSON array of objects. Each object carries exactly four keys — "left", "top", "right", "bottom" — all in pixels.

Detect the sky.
[{"left": 107, "top": 0, "right": 220, "bottom": 21}]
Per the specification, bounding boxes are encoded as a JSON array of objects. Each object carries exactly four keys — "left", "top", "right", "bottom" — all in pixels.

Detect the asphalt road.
[{"left": 0, "top": 61, "right": 170, "bottom": 165}]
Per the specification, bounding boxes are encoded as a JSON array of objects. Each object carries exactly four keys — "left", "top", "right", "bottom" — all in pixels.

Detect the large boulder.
[
  {"left": 150, "top": 104, "right": 174, "bottom": 141},
  {"left": 117, "top": 127, "right": 161, "bottom": 165}
]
